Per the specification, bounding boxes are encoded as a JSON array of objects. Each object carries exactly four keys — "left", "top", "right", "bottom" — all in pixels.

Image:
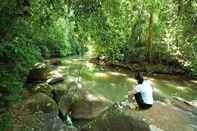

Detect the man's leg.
[
  {"left": 135, "top": 93, "right": 152, "bottom": 109},
  {"left": 134, "top": 93, "right": 144, "bottom": 108}
]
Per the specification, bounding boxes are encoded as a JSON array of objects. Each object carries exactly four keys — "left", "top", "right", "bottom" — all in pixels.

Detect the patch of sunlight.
[
  {"left": 66, "top": 76, "right": 77, "bottom": 83},
  {"left": 76, "top": 83, "right": 82, "bottom": 89},
  {"left": 110, "top": 83, "right": 116, "bottom": 87},
  {"left": 86, "top": 94, "right": 98, "bottom": 101},
  {"left": 85, "top": 62, "right": 95, "bottom": 70},
  {"left": 62, "top": 60, "right": 73, "bottom": 64},
  {"left": 57, "top": 66, "right": 67, "bottom": 73},
  {"left": 86, "top": 45, "right": 96, "bottom": 58},
  {"left": 184, "top": 61, "right": 191, "bottom": 67},
  {"left": 175, "top": 86, "right": 187, "bottom": 91},
  {"left": 89, "top": 92, "right": 113, "bottom": 103},
  {"left": 34, "top": 63, "right": 45, "bottom": 68},
  {"left": 95, "top": 72, "right": 110, "bottom": 80},
  {"left": 154, "top": 88, "right": 163, "bottom": 94},
  {"left": 49, "top": 69, "right": 61, "bottom": 76},
  {"left": 190, "top": 80, "right": 197, "bottom": 84},
  {"left": 108, "top": 71, "right": 127, "bottom": 77},
  {"left": 126, "top": 77, "right": 136, "bottom": 84},
  {"left": 72, "top": 58, "right": 81, "bottom": 61},
  {"left": 59, "top": 66, "right": 66, "bottom": 70}
]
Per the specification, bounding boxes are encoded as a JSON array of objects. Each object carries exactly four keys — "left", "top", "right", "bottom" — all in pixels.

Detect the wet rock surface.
[{"left": 80, "top": 101, "right": 197, "bottom": 131}]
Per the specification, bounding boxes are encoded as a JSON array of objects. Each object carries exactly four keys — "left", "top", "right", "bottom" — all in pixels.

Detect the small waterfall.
[{"left": 66, "top": 115, "right": 73, "bottom": 126}]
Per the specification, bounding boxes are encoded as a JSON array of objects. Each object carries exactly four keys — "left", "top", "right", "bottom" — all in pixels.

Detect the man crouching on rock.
[{"left": 128, "top": 72, "right": 153, "bottom": 109}]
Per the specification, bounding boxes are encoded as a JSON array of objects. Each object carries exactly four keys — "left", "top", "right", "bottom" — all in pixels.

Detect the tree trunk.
[{"left": 147, "top": 12, "right": 154, "bottom": 63}]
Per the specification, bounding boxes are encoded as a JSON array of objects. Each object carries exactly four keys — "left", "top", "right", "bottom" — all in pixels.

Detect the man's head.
[{"left": 135, "top": 72, "right": 144, "bottom": 84}]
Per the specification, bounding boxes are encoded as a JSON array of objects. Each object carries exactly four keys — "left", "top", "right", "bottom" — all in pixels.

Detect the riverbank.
[{"left": 90, "top": 56, "right": 196, "bottom": 79}]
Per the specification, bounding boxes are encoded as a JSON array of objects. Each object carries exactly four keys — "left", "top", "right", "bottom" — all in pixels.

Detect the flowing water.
[{"left": 53, "top": 56, "right": 197, "bottom": 102}]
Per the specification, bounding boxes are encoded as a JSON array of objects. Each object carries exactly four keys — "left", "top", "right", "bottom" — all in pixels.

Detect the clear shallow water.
[{"left": 53, "top": 57, "right": 197, "bottom": 102}]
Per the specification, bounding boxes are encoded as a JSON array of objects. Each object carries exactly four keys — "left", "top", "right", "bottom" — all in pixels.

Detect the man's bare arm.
[{"left": 128, "top": 90, "right": 137, "bottom": 102}]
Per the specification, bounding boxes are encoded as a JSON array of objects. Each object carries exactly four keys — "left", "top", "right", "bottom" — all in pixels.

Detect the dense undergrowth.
[
  {"left": 0, "top": 1, "right": 80, "bottom": 129},
  {"left": 0, "top": 0, "right": 196, "bottom": 130}
]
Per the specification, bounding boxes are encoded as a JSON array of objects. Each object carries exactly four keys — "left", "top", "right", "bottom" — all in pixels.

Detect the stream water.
[{"left": 53, "top": 56, "right": 197, "bottom": 103}]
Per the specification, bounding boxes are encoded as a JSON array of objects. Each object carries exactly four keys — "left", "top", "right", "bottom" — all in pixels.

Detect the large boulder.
[
  {"left": 71, "top": 92, "right": 112, "bottom": 119},
  {"left": 130, "top": 102, "right": 196, "bottom": 131},
  {"left": 80, "top": 101, "right": 197, "bottom": 131},
  {"left": 26, "top": 63, "right": 50, "bottom": 83},
  {"left": 81, "top": 104, "right": 150, "bottom": 131},
  {"left": 59, "top": 82, "right": 113, "bottom": 120},
  {"left": 25, "top": 93, "right": 58, "bottom": 113},
  {"left": 41, "top": 113, "right": 78, "bottom": 131},
  {"left": 11, "top": 110, "right": 78, "bottom": 131},
  {"left": 10, "top": 93, "right": 79, "bottom": 131}
]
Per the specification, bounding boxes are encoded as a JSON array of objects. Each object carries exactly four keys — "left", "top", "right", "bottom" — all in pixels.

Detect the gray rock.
[
  {"left": 80, "top": 101, "right": 197, "bottom": 131},
  {"left": 40, "top": 113, "right": 78, "bottom": 131},
  {"left": 80, "top": 104, "right": 150, "bottom": 131}
]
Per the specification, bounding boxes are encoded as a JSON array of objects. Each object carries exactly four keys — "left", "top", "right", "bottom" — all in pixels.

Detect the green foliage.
[
  {"left": 67, "top": 0, "right": 196, "bottom": 76},
  {"left": 0, "top": 1, "right": 81, "bottom": 129},
  {"left": 0, "top": 112, "right": 13, "bottom": 131}
]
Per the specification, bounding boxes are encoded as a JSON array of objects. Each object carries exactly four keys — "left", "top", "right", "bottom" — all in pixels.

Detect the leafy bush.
[
  {"left": 0, "top": 112, "right": 13, "bottom": 131},
  {"left": 0, "top": 1, "right": 80, "bottom": 130}
]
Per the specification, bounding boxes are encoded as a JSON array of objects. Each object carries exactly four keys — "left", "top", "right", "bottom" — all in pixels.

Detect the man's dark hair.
[{"left": 135, "top": 72, "right": 144, "bottom": 84}]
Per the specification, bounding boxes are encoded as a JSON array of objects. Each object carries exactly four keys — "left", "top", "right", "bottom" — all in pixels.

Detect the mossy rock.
[
  {"left": 31, "top": 83, "right": 53, "bottom": 97},
  {"left": 26, "top": 63, "right": 50, "bottom": 83},
  {"left": 12, "top": 111, "right": 79, "bottom": 131},
  {"left": 25, "top": 93, "right": 58, "bottom": 113}
]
